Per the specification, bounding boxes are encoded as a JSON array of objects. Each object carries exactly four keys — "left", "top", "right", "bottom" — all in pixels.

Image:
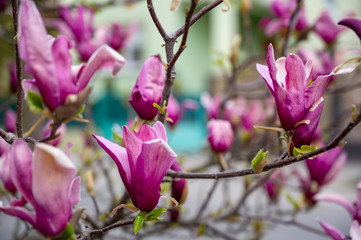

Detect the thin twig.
[
  {"left": 88, "top": 218, "right": 135, "bottom": 238},
  {"left": 0, "top": 128, "right": 37, "bottom": 145},
  {"left": 11, "top": 0, "right": 23, "bottom": 137},
  {"left": 146, "top": 0, "right": 168, "bottom": 39},
  {"left": 166, "top": 106, "right": 361, "bottom": 179}
]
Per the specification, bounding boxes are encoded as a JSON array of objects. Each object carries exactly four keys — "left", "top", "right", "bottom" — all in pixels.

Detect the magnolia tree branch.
[
  {"left": 0, "top": 128, "right": 37, "bottom": 145},
  {"left": 282, "top": 0, "right": 303, "bottom": 55},
  {"left": 11, "top": 0, "right": 23, "bottom": 138},
  {"left": 166, "top": 106, "right": 361, "bottom": 179}
]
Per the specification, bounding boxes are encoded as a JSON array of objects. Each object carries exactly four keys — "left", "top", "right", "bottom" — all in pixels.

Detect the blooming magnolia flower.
[
  {"left": 170, "top": 161, "right": 188, "bottom": 221},
  {"left": 0, "top": 139, "right": 81, "bottom": 236},
  {"left": 207, "top": 119, "right": 234, "bottom": 153},
  {"left": 339, "top": 18, "right": 361, "bottom": 42},
  {"left": 4, "top": 109, "right": 16, "bottom": 133},
  {"left": 129, "top": 56, "right": 165, "bottom": 120},
  {"left": 256, "top": 44, "right": 334, "bottom": 147},
  {"left": 56, "top": 6, "right": 137, "bottom": 61},
  {"left": 93, "top": 122, "right": 177, "bottom": 211},
  {"left": 259, "top": 0, "right": 308, "bottom": 37},
  {"left": 19, "top": 0, "right": 126, "bottom": 114},
  {"left": 315, "top": 11, "right": 345, "bottom": 44},
  {"left": 315, "top": 181, "right": 361, "bottom": 223},
  {"left": 41, "top": 121, "right": 66, "bottom": 147}
]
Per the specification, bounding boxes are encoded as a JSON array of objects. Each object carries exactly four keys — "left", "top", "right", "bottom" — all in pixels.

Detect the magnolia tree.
[{"left": 0, "top": 0, "right": 361, "bottom": 239}]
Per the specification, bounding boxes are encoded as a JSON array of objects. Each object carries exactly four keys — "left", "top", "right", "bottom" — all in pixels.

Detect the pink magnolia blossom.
[
  {"left": 4, "top": 109, "right": 16, "bottom": 133},
  {"left": 19, "top": 0, "right": 126, "bottom": 113},
  {"left": 259, "top": 0, "right": 308, "bottom": 37},
  {"left": 315, "top": 11, "right": 345, "bottom": 44},
  {"left": 0, "top": 139, "right": 81, "bottom": 236},
  {"left": 56, "top": 6, "right": 137, "bottom": 61},
  {"left": 93, "top": 122, "right": 177, "bottom": 211},
  {"left": 256, "top": 44, "right": 334, "bottom": 147},
  {"left": 241, "top": 101, "right": 267, "bottom": 132},
  {"left": 129, "top": 56, "right": 165, "bottom": 120},
  {"left": 207, "top": 119, "right": 234, "bottom": 153}
]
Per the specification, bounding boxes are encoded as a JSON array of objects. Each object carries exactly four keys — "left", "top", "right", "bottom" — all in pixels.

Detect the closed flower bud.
[{"left": 207, "top": 119, "right": 234, "bottom": 153}]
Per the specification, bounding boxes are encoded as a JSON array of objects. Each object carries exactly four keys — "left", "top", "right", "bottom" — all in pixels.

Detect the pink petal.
[
  {"left": 22, "top": 79, "right": 39, "bottom": 100},
  {"left": 68, "top": 176, "right": 81, "bottom": 206},
  {"left": 315, "top": 192, "right": 355, "bottom": 217},
  {"left": 10, "top": 139, "right": 35, "bottom": 205},
  {"left": 133, "top": 139, "right": 177, "bottom": 211},
  {"left": 122, "top": 126, "right": 143, "bottom": 170},
  {"left": 32, "top": 143, "right": 78, "bottom": 236},
  {"left": 92, "top": 135, "right": 131, "bottom": 192},
  {"left": 256, "top": 63, "right": 274, "bottom": 94},
  {"left": 152, "top": 121, "right": 168, "bottom": 142},
  {"left": 318, "top": 219, "right": 347, "bottom": 240},
  {"left": 350, "top": 220, "right": 361, "bottom": 240},
  {"left": 77, "top": 45, "right": 126, "bottom": 91},
  {"left": 0, "top": 201, "right": 36, "bottom": 227},
  {"left": 0, "top": 152, "right": 17, "bottom": 193},
  {"left": 339, "top": 18, "right": 361, "bottom": 41},
  {"left": 324, "top": 151, "right": 347, "bottom": 185}
]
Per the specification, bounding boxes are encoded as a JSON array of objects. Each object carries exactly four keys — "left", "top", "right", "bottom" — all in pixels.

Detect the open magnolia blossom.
[
  {"left": 0, "top": 140, "right": 81, "bottom": 237},
  {"left": 56, "top": 5, "right": 137, "bottom": 61},
  {"left": 314, "top": 11, "right": 345, "bottom": 44},
  {"left": 256, "top": 44, "right": 354, "bottom": 148},
  {"left": 19, "top": 0, "right": 126, "bottom": 118},
  {"left": 93, "top": 121, "right": 177, "bottom": 211}
]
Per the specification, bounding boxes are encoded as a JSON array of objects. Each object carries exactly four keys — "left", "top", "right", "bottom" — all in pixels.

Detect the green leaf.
[
  {"left": 251, "top": 149, "right": 264, "bottom": 168},
  {"left": 27, "top": 91, "right": 44, "bottom": 113},
  {"left": 153, "top": 103, "right": 162, "bottom": 111},
  {"left": 112, "top": 130, "right": 123, "bottom": 144},
  {"left": 160, "top": 182, "right": 171, "bottom": 194},
  {"left": 75, "top": 104, "right": 86, "bottom": 118},
  {"left": 292, "top": 145, "right": 317, "bottom": 156},
  {"left": 286, "top": 192, "right": 300, "bottom": 211},
  {"left": 133, "top": 215, "right": 146, "bottom": 235},
  {"left": 60, "top": 223, "right": 75, "bottom": 240},
  {"left": 146, "top": 208, "right": 167, "bottom": 221}
]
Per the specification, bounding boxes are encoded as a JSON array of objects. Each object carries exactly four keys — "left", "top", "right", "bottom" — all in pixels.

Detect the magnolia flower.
[
  {"left": 0, "top": 139, "right": 81, "bottom": 236},
  {"left": 56, "top": 6, "right": 137, "bottom": 61},
  {"left": 0, "top": 0, "right": 6, "bottom": 11},
  {"left": 19, "top": 0, "right": 126, "bottom": 115},
  {"left": 316, "top": 181, "right": 361, "bottom": 223},
  {"left": 4, "top": 109, "right": 16, "bottom": 133},
  {"left": 318, "top": 220, "right": 361, "bottom": 240},
  {"left": 223, "top": 97, "right": 247, "bottom": 128},
  {"left": 256, "top": 44, "right": 334, "bottom": 147},
  {"left": 339, "top": 18, "right": 361, "bottom": 42},
  {"left": 315, "top": 11, "right": 345, "bottom": 44},
  {"left": 41, "top": 121, "right": 66, "bottom": 147},
  {"left": 170, "top": 161, "right": 188, "bottom": 221},
  {"left": 259, "top": 0, "right": 308, "bottom": 37},
  {"left": 241, "top": 101, "right": 267, "bottom": 133},
  {"left": 167, "top": 95, "right": 198, "bottom": 127},
  {"left": 207, "top": 119, "right": 234, "bottom": 153},
  {"left": 93, "top": 122, "right": 177, "bottom": 211},
  {"left": 129, "top": 56, "right": 165, "bottom": 120}
]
